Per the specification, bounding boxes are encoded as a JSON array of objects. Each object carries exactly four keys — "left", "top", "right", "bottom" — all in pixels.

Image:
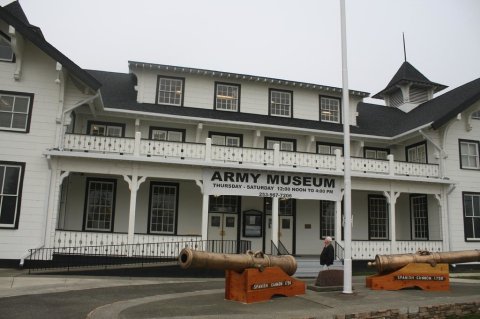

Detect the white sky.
[{"left": 2, "top": 0, "right": 480, "bottom": 103}]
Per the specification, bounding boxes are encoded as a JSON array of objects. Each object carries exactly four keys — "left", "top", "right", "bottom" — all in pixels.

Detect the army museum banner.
[{"left": 203, "top": 168, "right": 341, "bottom": 201}]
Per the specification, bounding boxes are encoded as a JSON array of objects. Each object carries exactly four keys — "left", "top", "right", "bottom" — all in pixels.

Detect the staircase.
[{"left": 294, "top": 256, "right": 343, "bottom": 278}]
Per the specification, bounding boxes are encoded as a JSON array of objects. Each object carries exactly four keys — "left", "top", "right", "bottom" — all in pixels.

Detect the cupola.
[{"left": 372, "top": 61, "right": 447, "bottom": 112}]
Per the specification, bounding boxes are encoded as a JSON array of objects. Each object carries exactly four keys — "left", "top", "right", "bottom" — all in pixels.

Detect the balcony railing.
[
  {"left": 60, "top": 133, "right": 440, "bottom": 179},
  {"left": 351, "top": 240, "right": 443, "bottom": 260}
]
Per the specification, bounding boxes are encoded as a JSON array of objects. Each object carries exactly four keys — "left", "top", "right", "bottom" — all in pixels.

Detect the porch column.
[
  {"left": 123, "top": 168, "right": 146, "bottom": 245},
  {"left": 271, "top": 197, "right": 279, "bottom": 251},
  {"left": 44, "top": 158, "right": 70, "bottom": 248},
  {"left": 384, "top": 190, "right": 400, "bottom": 254},
  {"left": 435, "top": 189, "right": 450, "bottom": 251},
  {"left": 195, "top": 180, "right": 209, "bottom": 246},
  {"left": 335, "top": 199, "right": 342, "bottom": 244}
]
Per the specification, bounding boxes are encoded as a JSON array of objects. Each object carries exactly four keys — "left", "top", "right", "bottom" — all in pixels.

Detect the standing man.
[{"left": 320, "top": 236, "right": 335, "bottom": 269}]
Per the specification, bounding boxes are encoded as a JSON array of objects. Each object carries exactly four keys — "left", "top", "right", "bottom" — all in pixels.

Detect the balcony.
[{"left": 60, "top": 133, "right": 440, "bottom": 180}]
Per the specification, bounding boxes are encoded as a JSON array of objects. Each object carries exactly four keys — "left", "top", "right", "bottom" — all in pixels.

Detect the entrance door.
[
  {"left": 264, "top": 215, "right": 293, "bottom": 254},
  {"left": 207, "top": 212, "right": 238, "bottom": 253}
]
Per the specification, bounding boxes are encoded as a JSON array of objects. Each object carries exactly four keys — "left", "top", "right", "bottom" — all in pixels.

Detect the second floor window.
[
  {"left": 459, "top": 140, "right": 479, "bottom": 169},
  {"left": 269, "top": 89, "right": 292, "bottom": 117},
  {"left": 0, "top": 32, "right": 14, "bottom": 62},
  {"left": 265, "top": 138, "right": 296, "bottom": 152},
  {"left": 150, "top": 127, "right": 185, "bottom": 142},
  {"left": 364, "top": 148, "right": 389, "bottom": 160},
  {"left": 0, "top": 91, "right": 33, "bottom": 133},
  {"left": 88, "top": 121, "right": 125, "bottom": 137},
  {"left": 157, "top": 76, "right": 184, "bottom": 106},
  {"left": 215, "top": 82, "right": 240, "bottom": 112},
  {"left": 472, "top": 110, "right": 480, "bottom": 120},
  {"left": 210, "top": 132, "right": 242, "bottom": 147},
  {"left": 406, "top": 142, "right": 427, "bottom": 163},
  {"left": 320, "top": 96, "right": 341, "bottom": 123},
  {"left": 317, "top": 143, "right": 343, "bottom": 155}
]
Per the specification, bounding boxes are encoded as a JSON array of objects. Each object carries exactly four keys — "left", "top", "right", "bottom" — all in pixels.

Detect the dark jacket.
[{"left": 320, "top": 244, "right": 334, "bottom": 266}]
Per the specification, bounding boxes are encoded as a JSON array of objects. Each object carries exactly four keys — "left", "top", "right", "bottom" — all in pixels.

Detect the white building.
[{"left": 0, "top": 2, "right": 479, "bottom": 268}]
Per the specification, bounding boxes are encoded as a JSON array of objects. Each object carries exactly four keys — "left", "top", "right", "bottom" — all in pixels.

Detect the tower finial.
[{"left": 403, "top": 32, "right": 407, "bottom": 62}]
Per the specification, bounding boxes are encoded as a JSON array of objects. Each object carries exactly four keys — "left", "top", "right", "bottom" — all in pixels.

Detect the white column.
[
  {"left": 335, "top": 200, "right": 343, "bottom": 245},
  {"left": 436, "top": 190, "right": 449, "bottom": 251},
  {"left": 271, "top": 197, "right": 279, "bottom": 251},
  {"left": 384, "top": 190, "right": 400, "bottom": 254},
  {"left": 123, "top": 169, "right": 146, "bottom": 245},
  {"left": 201, "top": 193, "right": 209, "bottom": 242},
  {"left": 44, "top": 160, "right": 70, "bottom": 248}
]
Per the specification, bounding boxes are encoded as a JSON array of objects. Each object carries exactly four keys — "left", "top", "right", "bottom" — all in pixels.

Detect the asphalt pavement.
[{"left": 0, "top": 268, "right": 478, "bottom": 319}]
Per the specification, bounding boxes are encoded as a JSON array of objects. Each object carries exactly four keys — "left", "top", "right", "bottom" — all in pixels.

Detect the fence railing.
[
  {"left": 25, "top": 239, "right": 251, "bottom": 272},
  {"left": 60, "top": 133, "right": 441, "bottom": 179},
  {"left": 350, "top": 240, "right": 443, "bottom": 260},
  {"left": 334, "top": 241, "right": 344, "bottom": 261}
]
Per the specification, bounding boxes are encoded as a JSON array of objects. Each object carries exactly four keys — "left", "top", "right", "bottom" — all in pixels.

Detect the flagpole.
[{"left": 340, "top": 0, "right": 353, "bottom": 294}]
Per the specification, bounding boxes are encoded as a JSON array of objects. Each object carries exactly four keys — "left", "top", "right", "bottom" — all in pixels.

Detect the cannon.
[
  {"left": 368, "top": 249, "right": 480, "bottom": 273},
  {"left": 178, "top": 248, "right": 297, "bottom": 276},
  {"left": 366, "top": 249, "right": 480, "bottom": 291}
]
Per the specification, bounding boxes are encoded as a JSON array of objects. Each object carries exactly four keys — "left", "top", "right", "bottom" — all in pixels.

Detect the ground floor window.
[
  {"left": 209, "top": 195, "right": 240, "bottom": 213},
  {"left": 320, "top": 200, "right": 335, "bottom": 239},
  {"left": 84, "top": 178, "right": 116, "bottom": 232},
  {"left": 264, "top": 198, "right": 295, "bottom": 216},
  {"left": 368, "top": 195, "right": 388, "bottom": 240},
  {"left": 0, "top": 161, "right": 25, "bottom": 229},
  {"left": 149, "top": 182, "right": 178, "bottom": 234},
  {"left": 463, "top": 192, "right": 480, "bottom": 241},
  {"left": 410, "top": 195, "right": 429, "bottom": 240}
]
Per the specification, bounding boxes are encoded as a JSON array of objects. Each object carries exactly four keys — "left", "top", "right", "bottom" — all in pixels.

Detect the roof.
[
  {"left": 373, "top": 61, "right": 447, "bottom": 99},
  {"left": 129, "top": 61, "right": 370, "bottom": 97},
  {"left": 89, "top": 69, "right": 480, "bottom": 138},
  {"left": 358, "top": 77, "right": 480, "bottom": 136},
  {"left": 0, "top": 1, "right": 101, "bottom": 90}
]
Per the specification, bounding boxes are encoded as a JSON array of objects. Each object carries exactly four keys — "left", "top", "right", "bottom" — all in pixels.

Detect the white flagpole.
[{"left": 340, "top": 0, "right": 353, "bottom": 294}]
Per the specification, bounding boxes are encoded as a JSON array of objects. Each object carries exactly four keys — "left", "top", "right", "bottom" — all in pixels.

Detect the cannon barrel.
[
  {"left": 178, "top": 248, "right": 298, "bottom": 276},
  {"left": 368, "top": 249, "right": 480, "bottom": 273}
]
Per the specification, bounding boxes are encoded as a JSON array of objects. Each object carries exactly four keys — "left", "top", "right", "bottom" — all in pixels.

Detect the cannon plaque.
[
  {"left": 179, "top": 248, "right": 305, "bottom": 303},
  {"left": 366, "top": 249, "right": 480, "bottom": 291}
]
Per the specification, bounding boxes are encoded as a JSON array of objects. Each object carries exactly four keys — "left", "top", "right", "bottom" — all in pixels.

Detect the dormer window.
[
  {"left": 0, "top": 32, "right": 14, "bottom": 62},
  {"left": 472, "top": 110, "right": 480, "bottom": 120},
  {"left": 156, "top": 76, "right": 184, "bottom": 106},
  {"left": 215, "top": 82, "right": 240, "bottom": 112},
  {"left": 320, "top": 96, "right": 341, "bottom": 123}
]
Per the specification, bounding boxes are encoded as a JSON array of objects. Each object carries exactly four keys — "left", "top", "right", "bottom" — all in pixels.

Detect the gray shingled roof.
[
  {"left": 88, "top": 69, "right": 480, "bottom": 138},
  {"left": 373, "top": 61, "right": 447, "bottom": 99},
  {"left": 0, "top": 1, "right": 101, "bottom": 90}
]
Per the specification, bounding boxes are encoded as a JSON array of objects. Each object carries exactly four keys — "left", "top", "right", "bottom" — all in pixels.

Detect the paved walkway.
[{"left": 0, "top": 268, "right": 478, "bottom": 319}]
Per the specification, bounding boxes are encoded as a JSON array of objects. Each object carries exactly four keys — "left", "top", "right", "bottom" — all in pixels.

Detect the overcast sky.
[{"left": 2, "top": 0, "right": 479, "bottom": 103}]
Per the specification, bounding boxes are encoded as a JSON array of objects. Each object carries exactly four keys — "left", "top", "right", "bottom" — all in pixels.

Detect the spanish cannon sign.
[{"left": 203, "top": 168, "right": 341, "bottom": 201}]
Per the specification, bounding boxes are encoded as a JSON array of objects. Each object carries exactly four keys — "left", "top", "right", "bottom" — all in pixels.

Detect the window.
[
  {"left": 320, "top": 200, "right": 335, "bottom": 239},
  {"left": 406, "top": 141, "right": 427, "bottom": 163},
  {"left": 0, "top": 91, "right": 33, "bottom": 133},
  {"left": 214, "top": 82, "right": 240, "bottom": 112},
  {"left": 0, "top": 161, "right": 25, "bottom": 229},
  {"left": 471, "top": 110, "right": 480, "bottom": 120},
  {"left": 149, "top": 127, "right": 185, "bottom": 142},
  {"left": 0, "top": 32, "right": 14, "bottom": 62},
  {"left": 149, "top": 182, "right": 178, "bottom": 234},
  {"left": 364, "top": 148, "right": 389, "bottom": 160},
  {"left": 368, "top": 195, "right": 388, "bottom": 240},
  {"left": 459, "top": 140, "right": 479, "bottom": 169},
  {"left": 317, "top": 143, "right": 343, "bottom": 155},
  {"left": 87, "top": 121, "right": 125, "bottom": 137},
  {"left": 209, "top": 132, "right": 242, "bottom": 147},
  {"left": 410, "top": 195, "right": 429, "bottom": 240},
  {"left": 264, "top": 198, "right": 295, "bottom": 216},
  {"left": 84, "top": 178, "right": 116, "bottom": 232},
  {"left": 156, "top": 76, "right": 184, "bottom": 106},
  {"left": 463, "top": 192, "right": 480, "bottom": 241},
  {"left": 269, "top": 89, "right": 292, "bottom": 117},
  {"left": 243, "top": 210, "right": 262, "bottom": 237},
  {"left": 320, "top": 96, "right": 341, "bottom": 123},
  {"left": 209, "top": 195, "right": 240, "bottom": 213},
  {"left": 265, "top": 137, "right": 296, "bottom": 152}
]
